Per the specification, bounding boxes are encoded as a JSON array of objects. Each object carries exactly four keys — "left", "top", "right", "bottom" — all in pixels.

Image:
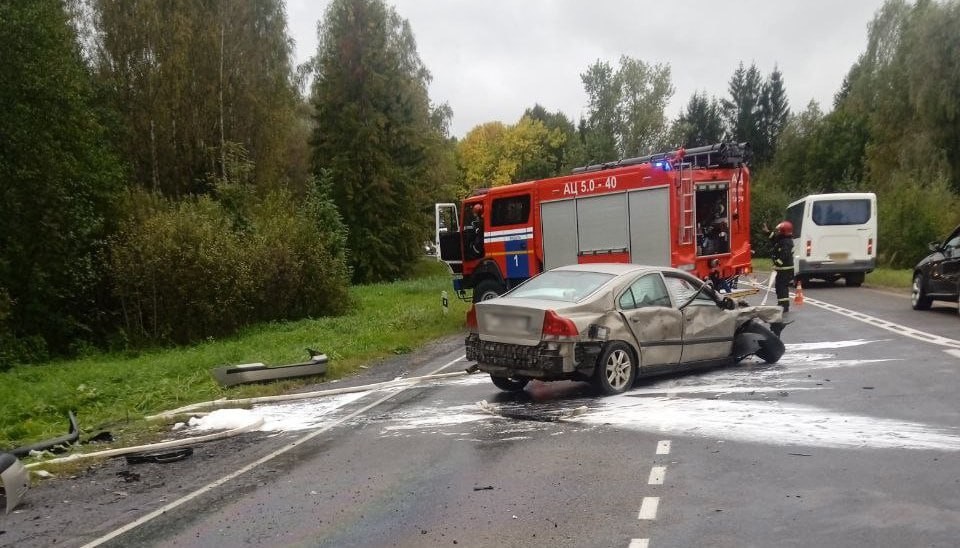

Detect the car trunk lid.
[{"left": 475, "top": 299, "right": 578, "bottom": 345}]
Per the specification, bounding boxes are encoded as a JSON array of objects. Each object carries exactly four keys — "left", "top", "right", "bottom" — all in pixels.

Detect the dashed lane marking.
[
  {"left": 638, "top": 497, "right": 660, "bottom": 520},
  {"left": 946, "top": 349, "right": 960, "bottom": 360},
  {"left": 629, "top": 539, "right": 650, "bottom": 548},
  {"left": 656, "top": 440, "right": 671, "bottom": 455},
  {"left": 648, "top": 466, "right": 666, "bottom": 485}
]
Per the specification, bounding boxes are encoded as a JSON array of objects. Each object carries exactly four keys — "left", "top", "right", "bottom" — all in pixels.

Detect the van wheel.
[
  {"left": 473, "top": 280, "right": 503, "bottom": 303},
  {"left": 911, "top": 273, "right": 932, "bottom": 310},
  {"left": 846, "top": 273, "right": 864, "bottom": 287}
]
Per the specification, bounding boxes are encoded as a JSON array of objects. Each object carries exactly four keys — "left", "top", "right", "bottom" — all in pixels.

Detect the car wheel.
[
  {"left": 845, "top": 272, "right": 864, "bottom": 287},
  {"left": 490, "top": 374, "right": 528, "bottom": 392},
  {"left": 473, "top": 279, "right": 503, "bottom": 303},
  {"left": 911, "top": 273, "right": 932, "bottom": 310},
  {"left": 593, "top": 342, "right": 636, "bottom": 395},
  {"left": 737, "top": 321, "right": 785, "bottom": 364}
]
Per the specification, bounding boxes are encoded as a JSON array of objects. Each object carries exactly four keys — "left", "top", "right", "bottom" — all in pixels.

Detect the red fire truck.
[{"left": 435, "top": 142, "right": 754, "bottom": 302}]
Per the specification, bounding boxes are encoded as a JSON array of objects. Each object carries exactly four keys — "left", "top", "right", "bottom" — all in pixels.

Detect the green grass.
[
  {"left": 751, "top": 258, "right": 910, "bottom": 291},
  {"left": 0, "top": 259, "right": 470, "bottom": 450}
]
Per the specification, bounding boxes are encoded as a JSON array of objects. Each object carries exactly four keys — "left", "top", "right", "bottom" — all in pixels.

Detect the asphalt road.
[{"left": 4, "top": 281, "right": 960, "bottom": 548}]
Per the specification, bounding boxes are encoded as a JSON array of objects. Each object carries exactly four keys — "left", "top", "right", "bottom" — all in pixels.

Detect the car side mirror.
[
  {"left": 929, "top": 241, "right": 941, "bottom": 252},
  {"left": 720, "top": 296, "right": 736, "bottom": 310}
]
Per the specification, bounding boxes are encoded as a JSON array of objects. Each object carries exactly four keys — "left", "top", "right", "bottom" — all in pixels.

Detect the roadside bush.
[
  {"left": 110, "top": 195, "right": 252, "bottom": 344},
  {"left": 247, "top": 185, "right": 352, "bottom": 322},
  {"left": 877, "top": 174, "right": 960, "bottom": 268},
  {"left": 108, "top": 184, "right": 352, "bottom": 347}
]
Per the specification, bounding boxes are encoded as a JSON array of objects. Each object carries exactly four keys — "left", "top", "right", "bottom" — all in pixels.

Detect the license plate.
[
  {"left": 828, "top": 252, "right": 849, "bottom": 260},
  {"left": 488, "top": 314, "right": 529, "bottom": 331}
]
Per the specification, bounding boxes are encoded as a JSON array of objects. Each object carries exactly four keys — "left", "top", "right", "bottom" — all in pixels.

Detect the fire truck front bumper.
[{"left": 465, "top": 334, "right": 599, "bottom": 381}]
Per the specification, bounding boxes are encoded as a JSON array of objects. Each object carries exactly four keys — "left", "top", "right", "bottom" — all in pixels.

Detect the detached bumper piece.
[
  {"left": 465, "top": 334, "right": 564, "bottom": 375},
  {"left": 212, "top": 349, "right": 328, "bottom": 387}
]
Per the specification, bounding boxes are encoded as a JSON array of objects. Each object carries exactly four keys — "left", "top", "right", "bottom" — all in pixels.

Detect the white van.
[{"left": 785, "top": 192, "right": 877, "bottom": 287}]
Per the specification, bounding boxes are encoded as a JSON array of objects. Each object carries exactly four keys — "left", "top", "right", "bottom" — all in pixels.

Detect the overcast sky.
[{"left": 286, "top": 0, "right": 889, "bottom": 139}]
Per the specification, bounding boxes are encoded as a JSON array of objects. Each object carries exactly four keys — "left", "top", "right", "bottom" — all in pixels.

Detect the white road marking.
[
  {"left": 748, "top": 279, "right": 960, "bottom": 350},
  {"left": 81, "top": 356, "right": 466, "bottom": 548},
  {"left": 656, "top": 440, "right": 671, "bottom": 455},
  {"left": 638, "top": 497, "right": 660, "bottom": 520},
  {"left": 629, "top": 539, "right": 650, "bottom": 548},
  {"left": 946, "top": 349, "right": 960, "bottom": 360},
  {"left": 648, "top": 466, "right": 666, "bottom": 485}
]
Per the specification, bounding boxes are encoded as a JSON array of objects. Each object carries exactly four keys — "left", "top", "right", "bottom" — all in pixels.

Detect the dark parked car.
[
  {"left": 912, "top": 225, "right": 960, "bottom": 314},
  {"left": 465, "top": 263, "right": 787, "bottom": 395}
]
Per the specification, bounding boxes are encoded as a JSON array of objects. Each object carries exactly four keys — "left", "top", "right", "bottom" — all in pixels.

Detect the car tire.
[
  {"left": 911, "top": 273, "right": 932, "bottom": 310},
  {"left": 593, "top": 342, "right": 636, "bottom": 395},
  {"left": 490, "top": 374, "right": 528, "bottom": 392},
  {"left": 738, "top": 321, "right": 785, "bottom": 364},
  {"left": 473, "top": 279, "right": 503, "bottom": 303},
  {"left": 845, "top": 272, "right": 864, "bottom": 287}
]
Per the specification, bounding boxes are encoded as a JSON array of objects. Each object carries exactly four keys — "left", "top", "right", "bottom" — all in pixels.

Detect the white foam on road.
[{"left": 568, "top": 395, "right": 960, "bottom": 451}]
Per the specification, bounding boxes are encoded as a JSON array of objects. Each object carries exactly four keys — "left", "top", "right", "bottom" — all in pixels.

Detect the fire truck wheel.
[
  {"left": 490, "top": 374, "right": 528, "bottom": 392},
  {"left": 473, "top": 280, "right": 504, "bottom": 302},
  {"left": 593, "top": 342, "right": 636, "bottom": 395}
]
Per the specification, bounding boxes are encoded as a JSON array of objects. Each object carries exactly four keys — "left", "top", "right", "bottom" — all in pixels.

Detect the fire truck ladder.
[
  {"left": 678, "top": 162, "right": 695, "bottom": 245},
  {"left": 571, "top": 142, "right": 752, "bottom": 174}
]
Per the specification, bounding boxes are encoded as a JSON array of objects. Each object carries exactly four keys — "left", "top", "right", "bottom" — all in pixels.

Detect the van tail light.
[
  {"left": 466, "top": 305, "right": 478, "bottom": 331},
  {"left": 805, "top": 239, "right": 812, "bottom": 257},
  {"left": 542, "top": 310, "right": 578, "bottom": 339},
  {"left": 867, "top": 238, "right": 873, "bottom": 255}
]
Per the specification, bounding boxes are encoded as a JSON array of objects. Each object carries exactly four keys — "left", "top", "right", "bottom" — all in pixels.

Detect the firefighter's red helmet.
[{"left": 776, "top": 220, "right": 793, "bottom": 236}]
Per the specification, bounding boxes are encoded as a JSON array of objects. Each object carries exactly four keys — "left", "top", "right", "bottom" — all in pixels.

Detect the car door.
[
  {"left": 932, "top": 228, "right": 960, "bottom": 295},
  {"left": 618, "top": 273, "right": 682, "bottom": 367},
  {"left": 662, "top": 274, "right": 736, "bottom": 363}
]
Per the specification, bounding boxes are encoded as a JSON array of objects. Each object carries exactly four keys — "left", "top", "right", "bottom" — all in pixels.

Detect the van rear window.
[{"left": 811, "top": 199, "right": 871, "bottom": 226}]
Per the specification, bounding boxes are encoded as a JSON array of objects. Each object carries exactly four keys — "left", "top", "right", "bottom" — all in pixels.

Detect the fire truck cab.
[{"left": 436, "top": 142, "right": 754, "bottom": 302}]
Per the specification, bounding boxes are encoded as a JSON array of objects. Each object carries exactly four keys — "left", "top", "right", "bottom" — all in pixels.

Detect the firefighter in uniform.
[{"left": 765, "top": 220, "right": 794, "bottom": 312}]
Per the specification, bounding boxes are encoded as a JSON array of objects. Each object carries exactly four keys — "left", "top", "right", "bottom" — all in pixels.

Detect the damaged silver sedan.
[{"left": 465, "top": 263, "right": 786, "bottom": 395}]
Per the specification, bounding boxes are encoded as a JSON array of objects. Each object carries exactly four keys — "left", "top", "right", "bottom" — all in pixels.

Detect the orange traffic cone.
[{"left": 793, "top": 280, "right": 805, "bottom": 306}]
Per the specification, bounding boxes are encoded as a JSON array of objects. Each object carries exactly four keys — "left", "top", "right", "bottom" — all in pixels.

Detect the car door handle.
[{"left": 630, "top": 317, "right": 641, "bottom": 322}]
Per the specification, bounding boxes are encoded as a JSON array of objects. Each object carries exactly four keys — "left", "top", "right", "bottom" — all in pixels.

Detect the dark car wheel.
[
  {"left": 737, "top": 321, "right": 785, "bottom": 364},
  {"left": 490, "top": 374, "right": 528, "bottom": 392},
  {"left": 473, "top": 279, "right": 503, "bottom": 303},
  {"left": 845, "top": 272, "right": 864, "bottom": 287},
  {"left": 593, "top": 342, "right": 636, "bottom": 395},
  {"left": 911, "top": 273, "right": 932, "bottom": 310}
]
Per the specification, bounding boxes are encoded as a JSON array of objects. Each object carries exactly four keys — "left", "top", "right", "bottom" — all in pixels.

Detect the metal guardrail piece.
[{"left": 10, "top": 411, "right": 79, "bottom": 458}]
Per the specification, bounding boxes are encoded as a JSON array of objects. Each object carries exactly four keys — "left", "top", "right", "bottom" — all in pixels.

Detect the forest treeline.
[{"left": 1, "top": 0, "right": 958, "bottom": 367}]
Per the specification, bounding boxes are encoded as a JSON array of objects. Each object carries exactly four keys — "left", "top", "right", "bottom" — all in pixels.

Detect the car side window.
[
  {"left": 663, "top": 275, "right": 713, "bottom": 306},
  {"left": 620, "top": 274, "right": 671, "bottom": 310},
  {"left": 945, "top": 235, "right": 960, "bottom": 257}
]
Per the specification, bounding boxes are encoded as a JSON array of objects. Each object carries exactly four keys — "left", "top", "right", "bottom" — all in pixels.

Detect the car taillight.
[
  {"left": 805, "top": 239, "right": 812, "bottom": 257},
  {"left": 466, "top": 305, "right": 478, "bottom": 330},
  {"left": 868, "top": 237, "right": 873, "bottom": 255},
  {"left": 542, "top": 310, "right": 578, "bottom": 338}
]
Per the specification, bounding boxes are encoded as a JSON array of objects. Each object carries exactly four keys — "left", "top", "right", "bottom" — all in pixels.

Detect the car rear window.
[
  {"left": 507, "top": 271, "right": 615, "bottom": 302},
  {"left": 811, "top": 199, "right": 871, "bottom": 226}
]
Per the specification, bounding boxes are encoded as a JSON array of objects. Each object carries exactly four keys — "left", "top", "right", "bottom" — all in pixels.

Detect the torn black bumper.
[{"left": 465, "top": 334, "right": 597, "bottom": 380}]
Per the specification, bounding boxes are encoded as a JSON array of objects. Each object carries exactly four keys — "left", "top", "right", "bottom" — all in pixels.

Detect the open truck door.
[{"left": 435, "top": 203, "right": 462, "bottom": 272}]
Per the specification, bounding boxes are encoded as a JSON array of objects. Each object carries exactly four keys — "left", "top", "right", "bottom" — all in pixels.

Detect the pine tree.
[{"left": 310, "top": 0, "right": 444, "bottom": 283}]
